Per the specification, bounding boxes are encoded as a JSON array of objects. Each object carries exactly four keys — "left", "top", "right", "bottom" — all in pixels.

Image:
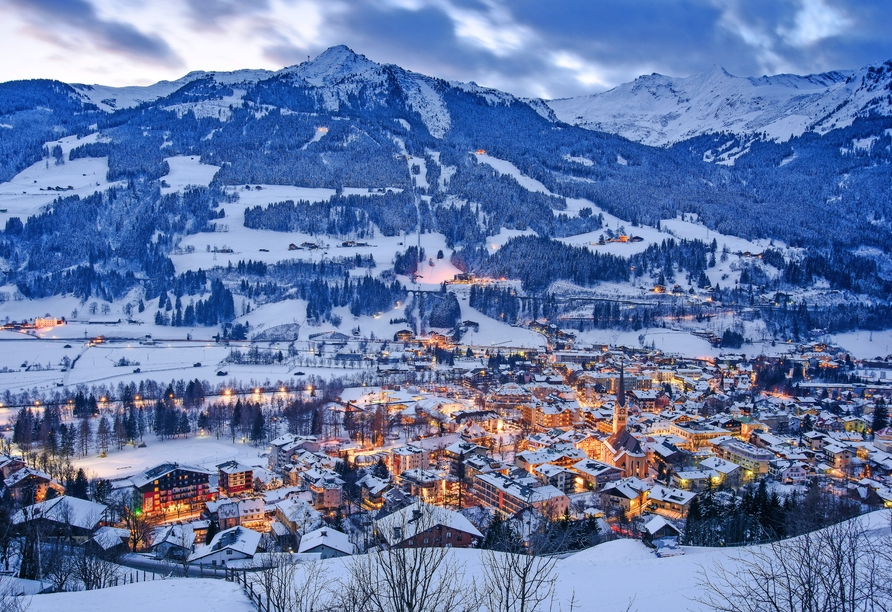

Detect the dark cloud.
[
  {"left": 5, "top": 0, "right": 891, "bottom": 96},
  {"left": 289, "top": 0, "right": 892, "bottom": 97},
  {"left": 184, "top": 0, "right": 270, "bottom": 29},
  {"left": 263, "top": 43, "right": 314, "bottom": 68},
  {"left": 9, "top": 0, "right": 182, "bottom": 67}
]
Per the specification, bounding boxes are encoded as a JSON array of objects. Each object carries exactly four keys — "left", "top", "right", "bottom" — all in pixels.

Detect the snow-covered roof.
[
  {"left": 217, "top": 460, "right": 253, "bottom": 474},
  {"left": 4, "top": 466, "right": 51, "bottom": 488},
  {"left": 298, "top": 527, "right": 355, "bottom": 555},
  {"left": 649, "top": 486, "right": 696, "bottom": 505},
  {"left": 152, "top": 524, "right": 196, "bottom": 550},
  {"left": 375, "top": 502, "right": 483, "bottom": 545},
  {"left": 699, "top": 457, "right": 740, "bottom": 474},
  {"left": 91, "top": 526, "right": 129, "bottom": 550},
  {"left": 189, "top": 526, "right": 261, "bottom": 561},
  {"left": 131, "top": 462, "right": 213, "bottom": 489},
  {"left": 12, "top": 495, "right": 107, "bottom": 530},
  {"left": 643, "top": 515, "right": 680, "bottom": 536},
  {"left": 276, "top": 497, "right": 323, "bottom": 533}
]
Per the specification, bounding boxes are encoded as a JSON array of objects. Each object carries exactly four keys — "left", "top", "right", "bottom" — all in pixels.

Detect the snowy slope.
[
  {"left": 548, "top": 61, "right": 892, "bottom": 145},
  {"left": 72, "top": 69, "right": 274, "bottom": 112},
  {"left": 27, "top": 578, "right": 254, "bottom": 612},
  {"left": 66, "top": 45, "right": 542, "bottom": 140}
]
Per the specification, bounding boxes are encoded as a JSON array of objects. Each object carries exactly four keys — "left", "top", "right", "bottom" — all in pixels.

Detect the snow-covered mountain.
[
  {"left": 69, "top": 46, "right": 465, "bottom": 139},
  {"left": 281, "top": 45, "right": 454, "bottom": 138},
  {"left": 547, "top": 61, "right": 892, "bottom": 146},
  {"left": 72, "top": 68, "right": 276, "bottom": 112}
]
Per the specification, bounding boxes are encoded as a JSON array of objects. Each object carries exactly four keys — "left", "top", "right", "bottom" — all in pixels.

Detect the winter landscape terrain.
[{"left": 1, "top": 43, "right": 892, "bottom": 612}]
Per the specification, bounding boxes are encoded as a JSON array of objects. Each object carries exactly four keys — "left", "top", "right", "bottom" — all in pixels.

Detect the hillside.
[{"left": 547, "top": 61, "right": 892, "bottom": 146}]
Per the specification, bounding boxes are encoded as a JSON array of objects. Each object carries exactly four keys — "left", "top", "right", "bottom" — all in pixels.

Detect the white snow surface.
[
  {"left": 401, "top": 77, "right": 451, "bottom": 139},
  {"left": 160, "top": 156, "right": 220, "bottom": 194},
  {"left": 21, "top": 513, "right": 892, "bottom": 612},
  {"left": 830, "top": 330, "right": 892, "bottom": 360},
  {"left": 548, "top": 62, "right": 892, "bottom": 145},
  {"left": 163, "top": 88, "right": 247, "bottom": 122},
  {"left": 27, "top": 578, "right": 253, "bottom": 612},
  {"left": 73, "top": 70, "right": 273, "bottom": 112},
  {"left": 0, "top": 133, "right": 123, "bottom": 225}
]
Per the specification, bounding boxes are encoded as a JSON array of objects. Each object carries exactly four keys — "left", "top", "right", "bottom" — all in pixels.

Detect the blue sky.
[{"left": 1, "top": 0, "right": 890, "bottom": 98}]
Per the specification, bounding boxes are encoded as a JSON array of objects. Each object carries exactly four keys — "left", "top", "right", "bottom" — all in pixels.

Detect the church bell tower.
[{"left": 612, "top": 361, "right": 628, "bottom": 434}]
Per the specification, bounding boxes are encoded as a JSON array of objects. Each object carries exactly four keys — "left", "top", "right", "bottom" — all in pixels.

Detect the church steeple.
[
  {"left": 617, "top": 361, "right": 626, "bottom": 407},
  {"left": 613, "top": 360, "right": 628, "bottom": 434}
]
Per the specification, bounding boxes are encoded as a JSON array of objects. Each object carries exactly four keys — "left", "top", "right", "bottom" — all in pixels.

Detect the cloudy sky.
[{"left": 0, "top": 0, "right": 889, "bottom": 98}]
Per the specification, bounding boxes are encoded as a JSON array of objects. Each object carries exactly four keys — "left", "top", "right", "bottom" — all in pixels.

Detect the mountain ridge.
[
  {"left": 547, "top": 60, "right": 892, "bottom": 146},
  {"left": 62, "top": 48, "right": 892, "bottom": 150}
]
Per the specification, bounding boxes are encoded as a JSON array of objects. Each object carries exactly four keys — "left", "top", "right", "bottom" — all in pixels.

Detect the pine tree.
[
  {"left": 372, "top": 458, "right": 390, "bottom": 480},
  {"left": 96, "top": 416, "right": 111, "bottom": 454},
  {"left": 250, "top": 410, "right": 265, "bottom": 445},
  {"left": 230, "top": 400, "right": 242, "bottom": 442},
  {"left": 66, "top": 468, "right": 90, "bottom": 499},
  {"left": 205, "top": 519, "right": 220, "bottom": 543},
  {"left": 178, "top": 411, "right": 191, "bottom": 437},
  {"left": 872, "top": 399, "right": 889, "bottom": 434},
  {"left": 480, "top": 512, "right": 525, "bottom": 553},
  {"left": 77, "top": 417, "right": 92, "bottom": 457}
]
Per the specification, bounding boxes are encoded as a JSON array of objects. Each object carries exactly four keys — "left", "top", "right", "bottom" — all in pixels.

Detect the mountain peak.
[
  {"left": 699, "top": 64, "right": 734, "bottom": 81},
  {"left": 286, "top": 45, "right": 380, "bottom": 86}
]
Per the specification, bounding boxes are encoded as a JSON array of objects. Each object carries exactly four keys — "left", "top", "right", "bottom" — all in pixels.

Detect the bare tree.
[
  {"left": 340, "top": 505, "right": 473, "bottom": 612},
  {"left": 478, "top": 548, "right": 559, "bottom": 612},
  {"left": 113, "top": 493, "right": 156, "bottom": 552},
  {"left": 251, "top": 555, "right": 331, "bottom": 612},
  {"left": 73, "top": 551, "right": 120, "bottom": 590},
  {"left": 696, "top": 517, "right": 890, "bottom": 612},
  {"left": 41, "top": 540, "right": 78, "bottom": 592},
  {"left": 0, "top": 576, "right": 30, "bottom": 612},
  {"left": 164, "top": 525, "right": 196, "bottom": 577}
]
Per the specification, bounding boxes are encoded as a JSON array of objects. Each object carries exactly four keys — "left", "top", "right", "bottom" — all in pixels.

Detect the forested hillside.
[{"left": 0, "top": 45, "right": 890, "bottom": 338}]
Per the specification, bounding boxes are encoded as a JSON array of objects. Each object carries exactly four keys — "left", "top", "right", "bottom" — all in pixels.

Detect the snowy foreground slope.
[
  {"left": 27, "top": 579, "right": 254, "bottom": 612},
  {"left": 548, "top": 61, "right": 892, "bottom": 145},
  {"left": 322, "top": 511, "right": 890, "bottom": 612},
  {"left": 15, "top": 505, "right": 891, "bottom": 611}
]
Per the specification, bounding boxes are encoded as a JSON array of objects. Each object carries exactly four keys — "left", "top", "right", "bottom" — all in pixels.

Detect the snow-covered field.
[
  {"left": 830, "top": 330, "right": 892, "bottom": 360},
  {"left": 0, "top": 133, "right": 124, "bottom": 226},
  {"left": 160, "top": 156, "right": 220, "bottom": 194},
  {"left": 75, "top": 433, "right": 271, "bottom": 481},
  {"left": 26, "top": 578, "right": 253, "bottom": 612}
]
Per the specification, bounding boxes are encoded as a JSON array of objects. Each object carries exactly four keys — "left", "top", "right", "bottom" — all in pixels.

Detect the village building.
[
  {"left": 188, "top": 526, "right": 262, "bottom": 566},
  {"left": 374, "top": 502, "right": 483, "bottom": 549},
  {"left": 131, "top": 462, "right": 214, "bottom": 517},
  {"left": 151, "top": 524, "right": 196, "bottom": 560},
  {"left": 12, "top": 495, "right": 107, "bottom": 537},
  {"left": 297, "top": 526, "right": 355, "bottom": 558},
  {"left": 217, "top": 461, "right": 254, "bottom": 497},
  {"left": 641, "top": 515, "right": 682, "bottom": 548},
  {"left": 4, "top": 467, "right": 59, "bottom": 504},
  {"left": 474, "top": 472, "right": 570, "bottom": 517}
]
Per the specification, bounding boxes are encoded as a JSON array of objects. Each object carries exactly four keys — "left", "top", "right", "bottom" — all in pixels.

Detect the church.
[{"left": 600, "top": 363, "right": 648, "bottom": 479}]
